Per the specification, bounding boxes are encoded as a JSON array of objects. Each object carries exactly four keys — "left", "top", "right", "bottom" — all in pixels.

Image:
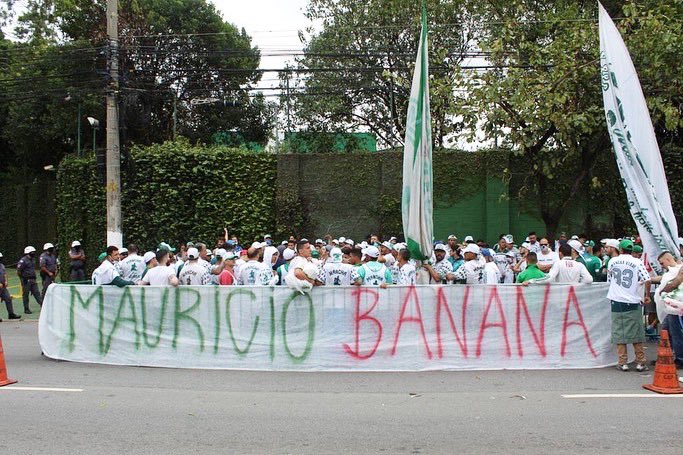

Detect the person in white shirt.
[
  {"left": 323, "top": 247, "right": 353, "bottom": 285},
  {"left": 235, "top": 247, "right": 272, "bottom": 286},
  {"left": 453, "top": 244, "right": 485, "bottom": 284},
  {"left": 178, "top": 248, "right": 212, "bottom": 285},
  {"left": 546, "top": 243, "right": 593, "bottom": 284},
  {"left": 606, "top": 239, "right": 651, "bottom": 371},
  {"left": 92, "top": 246, "right": 135, "bottom": 287},
  {"left": 139, "top": 250, "right": 179, "bottom": 286},
  {"left": 119, "top": 244, "right": 146, "bottom": 282},
  {"left": 536, "top": 238, "right": 558, "bottom": 272},
  {"left": 395, "top": 249, "right": 416, "bottom": 285},
  {"left": 481, "top": 248, "right": 501, "bottom": 284},
  {"left": 527, "top": 231, "right": 542, "bottom": 254},
  {"left": 285, "top": 239, "right": 324, "bottom": 292},
  {"left": 423, "top": 244, "right": 454, "bottom": 284},
  {"left": 377, "top": 242, "right": 396, "bottom": 267}
]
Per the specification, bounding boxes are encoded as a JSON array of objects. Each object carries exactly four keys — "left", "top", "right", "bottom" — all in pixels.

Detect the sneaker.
[
  {"left": 24, "top": 309, "right": 32, "bottom": 314},
  {"left": 8, "top": 314, "right": 21, "bottom": 320},
  {"left": 636, "top": 363, "right": 649, "bottom": 372},
  {"left": 617, "top": 364, "right": 629, "bottom": 372}
]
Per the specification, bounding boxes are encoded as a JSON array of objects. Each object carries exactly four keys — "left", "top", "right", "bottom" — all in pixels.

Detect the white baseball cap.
[
  {"left": 520, "top": 242, "right": 531, "bottom": 250},
  {"left": 567, "top": 239, "right": 584, "bottom": 253},
  {"left": 338, "top": 236, "right": 346, "bottom": 243},
  {"left": 504, "top": 235, "right": 514, "bottom": 244},
  {"left": 143, "top": 251, "right": 156, "bottom": 264},
  {"left": 0, "top": 252, "right": 3, "bottom": 258},
  {"left": 447, "top": 234, "right": 458, "bottom": 240},
  {"left": 464, "top": 235, "right": 474, "bottom": 243},
  {"left": 605, "top": 239, "right": 620, "bottom": 249},
  {"left": 71, "top": 240, "right": 81, "bottom": 247},
  {"left": 389, "top": 237, "right": 398, "bottom": 242},
  {"left": 216, "top": 248, "right": 227, "bottom": 258},
  {"left": 344, "top": 239, "right": 354, "bottom": 246},
  {"left": 381, "top": 241, "right": 393, "bottom": 250},
  {"left": 264, "top": 234, "right": 272, "bottom": 239},
  {"left": 43, "top": 243, "right": 54, "bottom": 250},
  {"left": 222, "top": 251, "right": 238, "bottom": 261},
  {"left": 570, "top": 235, "right": 579, "bottom": 240},
  {"left": 462, "top": 244, "right": 480, "bottom": 255},
  {"left": 250, "top": 241, "right": 265, "bottom": 249},
  {"left": 363, "top": 245, "right": 380, "bottom": 258},
  {"left": 206, "top": 249, "right": 213, "bottom": 257},
  {"left": 119, "top": 247, "right": 128, "bottom": 254},
  {"left": 24, "top": 246, "right": 36, "bottom": 254},
  {"left": 283, "top": 248, "right": 296, "bottom": 261},
  {"left": 434, "top": 243, "right": 448, "bottom": 252},
  {"left": 187, "top": 247, "right": 199, "bottom": 259},
  {"left": 394, "top": 243, "right": 407, "bottom": 251}
]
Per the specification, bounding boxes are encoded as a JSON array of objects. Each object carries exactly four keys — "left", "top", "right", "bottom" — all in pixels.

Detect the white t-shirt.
[
  {"left": 92, "top": 260, "right": 119, "bottom": 285},
  {"left": 484, "top": 262, "right": 501, "bottom": 284},
  {"left": 119, "top": 254, "right": 146, "bottom": 282},
  {"left": 527, "top": 242, "right": 542, "bottom": 254},
  {"left": 178, "top": 261, "right": 211, "bottom": 285},
  {"left": 141, "top": 265, "right": 177, "bottom": 286},
  {"left": 397, "top": 263, "right": 417, "bottom": 285},
  {"left": 432, "top": 259, "right": 454, "bottom": 284},
  {"left": 454, "top": 260, "right": 485, "bottom": 284},
  {"left": 607, "top": 254, "right": 650, "bottom": 303},
  {"left": 323, "top": 262, "right": 353, "bottom": 286},
  {"left": 547, "top": 258, "right": 593, "bottom": 284},
  {"left": 537, "top": 251, "right": 558, "bottom": 268},
  {"left": 235, "top": 261, "right": 271, "bottom": 286}
]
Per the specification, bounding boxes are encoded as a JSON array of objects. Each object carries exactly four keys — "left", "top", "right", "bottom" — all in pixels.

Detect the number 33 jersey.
[{"left": 606, "top": 254, "right": 650, "bottom": 304}]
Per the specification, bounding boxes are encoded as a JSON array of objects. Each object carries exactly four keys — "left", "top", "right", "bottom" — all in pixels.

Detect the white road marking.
[
  {"left": 563, "top": 393, "right": 683, "bottom": 398},
  {"left": 0, "top": 386, "right": 84, "bottom": 392}
]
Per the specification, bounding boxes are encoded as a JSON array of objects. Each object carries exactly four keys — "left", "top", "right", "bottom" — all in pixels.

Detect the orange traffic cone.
[
  {"left": 0, "top": 331, "right": 17, "bottom": 387},
  {"left": 643, "top": 329, "right": 682, "bottom": 394}
]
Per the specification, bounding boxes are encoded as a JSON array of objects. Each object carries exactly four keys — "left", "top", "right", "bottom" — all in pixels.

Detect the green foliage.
[
  {"left": 290, "top": 0, "right": 469, "bottom": 148},
  {"left": 57, "top": 139, "right": 276, "bottom": 278}
]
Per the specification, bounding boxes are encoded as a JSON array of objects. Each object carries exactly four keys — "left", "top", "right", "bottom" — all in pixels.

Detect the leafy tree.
[
  {"left": 288, "top": 0, "right": 470, "bottom": 148},
  {"left": 455, "top": 0, "right": 682, "bottom": 236}
]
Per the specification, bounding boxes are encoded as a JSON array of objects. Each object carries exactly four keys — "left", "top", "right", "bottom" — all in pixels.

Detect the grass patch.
[{"left": 0, "top": 267, "right": 59, "bottom": 321}]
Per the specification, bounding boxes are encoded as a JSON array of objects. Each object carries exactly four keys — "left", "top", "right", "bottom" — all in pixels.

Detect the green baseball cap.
[
  {"left": 585, "top": 240, "right": 595, "bottom": 248},
  {"left": 619, "top": 239, "right": 634, "bottom": 251},
  {"left": 158, "top": 242, "right": 176, "bottom": 253},
  {"left": 98, "top": 252, "right": 107, "bottom": 262},
  {"left": 633, "top": 245, "right": 643, "bottom": 253},
  {"left": 311, "top": 249, "right": 320, "bottom": 259}
]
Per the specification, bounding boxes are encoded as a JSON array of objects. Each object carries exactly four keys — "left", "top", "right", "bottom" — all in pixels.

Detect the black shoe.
[
  {"left": 8, "top": 314, "right": 21, "bottom": 320},
  {"left": 24, "top": 309, "right": 33, "bottom": 314}
]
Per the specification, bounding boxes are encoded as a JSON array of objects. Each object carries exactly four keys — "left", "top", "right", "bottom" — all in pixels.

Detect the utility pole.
[{"left": 106, "top": 0, "right": 122, "bottom": 247}]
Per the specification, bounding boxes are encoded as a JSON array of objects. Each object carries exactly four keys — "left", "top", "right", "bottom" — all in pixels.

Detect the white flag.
[
  {"left": 402, "top": 6, "right": 433, "bottom": 261},
  {"left": 599, "top": 2, "right": 680, "bottom": 273}
]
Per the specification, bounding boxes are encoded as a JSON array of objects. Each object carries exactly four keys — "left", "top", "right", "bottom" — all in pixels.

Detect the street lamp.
[{"left": 87, "top": 117, "right": 99, "bottom": 154}]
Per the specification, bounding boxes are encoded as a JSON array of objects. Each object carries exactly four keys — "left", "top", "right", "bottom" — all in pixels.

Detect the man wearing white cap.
[
  {"left": 218, "top": 251, "right": 239, "bottom": 285},
  {"left": 119, "top": 244, "right": 146, "bottom": 283},
  {"left": 91, "top": 246, "right": 135, "bottom": 287},
  {"left": 277, "top": 248, "right": 296, "bottom": 285},
  {"left": 285, "top": 239, "right": 325, "bottom": 291},
  {"left": 140, "top": 251, "right": 157, "bottom": 280},
  {"left": 68, "top": 240, "right": 86, "bottom": 282},
  {"left": 546, "top": 243, "right": 593, "bottom": 284},
  {"left": 352, "top": 246, "right": 392, "bottom": 287},
  {"left": 39, "top": 242, "right": 58, "bottom": 300},
  {"left": 17, "top": 246, "right": 42, "bottom": 313},
  {"left": 323, "top": 247, "right": 353, "bottom": 286},
  {"left": 377, "top": 241, "right": 395, "bottom": 267},
  {"left": 179, "top": 248, "right": 211, "bottom": 285},
  {"left": 601, "top": 239, "right": 620, "bottom": 274},
  {"left": 396, "top": 249, "right": 417, "bottom": 285},
  {"left": 139, "top": 250, "right": 178, "bottom": 286},
  {"left": 453, "top": 244, "right": 485, "bottom": 284},
  {"left": 424, "top": 244, "right": 454, "bottom": 284}
]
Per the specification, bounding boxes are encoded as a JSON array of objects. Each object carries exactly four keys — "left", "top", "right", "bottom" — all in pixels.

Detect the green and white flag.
[
  {"left": 402, "top": 6, "right": 433, "bottom": 261},
  {"left": 599, "top": 2, "right": 680, "bottom": 273}
]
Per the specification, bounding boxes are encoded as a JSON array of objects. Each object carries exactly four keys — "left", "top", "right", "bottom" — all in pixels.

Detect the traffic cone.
[
  {"left": 643, "top": 329, "right": 682, "bottom": 394},
  {"left": 0, "top": 331, "right": 17, "bottom": 387}
]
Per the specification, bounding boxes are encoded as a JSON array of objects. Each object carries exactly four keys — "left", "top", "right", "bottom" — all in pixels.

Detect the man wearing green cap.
[
  {"left": 606, "top": 239, "right": 651, "bottom": 371},
  {"left": 577, "top": 240, "right": 603, "bottom": 281},
  {"left": 91, "top": 246, "right": 136, "bottom": 287}
]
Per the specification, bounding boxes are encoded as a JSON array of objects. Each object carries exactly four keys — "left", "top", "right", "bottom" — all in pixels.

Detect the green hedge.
[{"left": 57, "top": 139, "right": 276, "bottom": 278}]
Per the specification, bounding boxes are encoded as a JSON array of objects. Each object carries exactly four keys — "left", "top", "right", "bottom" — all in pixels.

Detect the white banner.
[
  {"left": 599, "top": 3, "right": 680, "bottom": 273},
  {"left": 40, "top": 284, "right": 614, "bottom": 371}
]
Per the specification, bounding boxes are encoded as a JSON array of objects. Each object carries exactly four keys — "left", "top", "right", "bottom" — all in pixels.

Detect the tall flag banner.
[
  {"left": 402, "top": 5, "right": 433, "bottom": 261},
  {"left": 599, "top": 2, "right": 680, "bottom": 273}
]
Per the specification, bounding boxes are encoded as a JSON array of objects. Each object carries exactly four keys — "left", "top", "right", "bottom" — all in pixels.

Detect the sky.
[{"left": 212, "top": 0, "right": 312, "bottom": 91}]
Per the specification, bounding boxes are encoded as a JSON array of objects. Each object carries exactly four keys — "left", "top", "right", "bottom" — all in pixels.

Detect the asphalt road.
[{"left": 1, "top": 321, "right": 680, "bottom": 454}]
